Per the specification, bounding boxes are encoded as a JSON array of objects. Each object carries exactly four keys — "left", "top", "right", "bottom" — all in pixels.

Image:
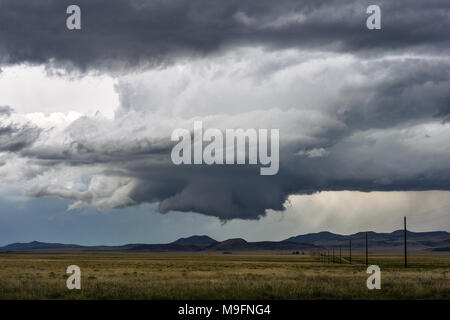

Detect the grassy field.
[{"left": 0, "top": 253, "right": 448, "bottom": 299}]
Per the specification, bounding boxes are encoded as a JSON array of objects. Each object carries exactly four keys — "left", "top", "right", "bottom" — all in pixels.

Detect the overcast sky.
[{"left": 0, "top": 0, "right": 449, "bottom": 245}]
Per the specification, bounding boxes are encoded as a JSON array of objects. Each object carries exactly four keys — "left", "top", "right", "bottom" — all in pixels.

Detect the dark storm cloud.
[
  {"left": 13, "top": 55, "right": 450, "bottom": 219},
  {"left": 2, "top": 0, "right": 450, "bottom": 220},
  {"left": 0, "top": 123, "right": 41, "bottom": 152},
  {"left": 0, "top": 0, "right": 449, "bottom": 71},
  {"left": 336, "top": 58, "right": 450, "bottom": 129},
  {"left": 128, "top": 165, "right": 289, "bottom": 220},
  {"left": 25, "top": 134, "right": 450, "bottom": 220}
]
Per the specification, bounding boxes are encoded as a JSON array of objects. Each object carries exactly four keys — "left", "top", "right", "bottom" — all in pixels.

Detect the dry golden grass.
[{"left": 0, "top": 253, "right": 448, "bottom": 299}]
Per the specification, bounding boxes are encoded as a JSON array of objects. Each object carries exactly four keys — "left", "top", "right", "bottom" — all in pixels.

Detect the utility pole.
[
  {"left": 339, "top": 246, "right": 342, "bottom": 264},
  {"left": 404, "top": 216, "right": 407, "bottom": 268},
  {"left": 349, "top": 239, "right": 352, "bottom": 264},
  {"left": 365, "top": 232, "right": 368, "bottom": 266},
  {"left": 332, "top": 248, "right": 335, "bottom": 263}
]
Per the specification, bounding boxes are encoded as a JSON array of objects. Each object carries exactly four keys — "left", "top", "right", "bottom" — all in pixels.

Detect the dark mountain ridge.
[
  {"left": 172, "top": 235, "right": 217, "bottom": 246},
  {"left": 284, "top": 230, "right": 450, "bottom": 253},
  {"left": 1, "top": 230, "right": 449, "bottom": 254}
]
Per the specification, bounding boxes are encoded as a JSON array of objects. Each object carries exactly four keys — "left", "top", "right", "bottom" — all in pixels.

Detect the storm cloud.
[
  {"left": 3, "top": 51, "right": 448, "bottom": 220},
  {"left": 0, "top": 0, "right": 449, "bottom": 72},
  {"left": 0, "top": 123, "right": 41, "bottom": 152},
  {"left": 0, "top": 1, "right": 449, "bottom": 221}
]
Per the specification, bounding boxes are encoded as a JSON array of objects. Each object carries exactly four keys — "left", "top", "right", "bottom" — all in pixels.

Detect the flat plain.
[{"left": 0, "top": 253, "right": 448, "bottom": 299}]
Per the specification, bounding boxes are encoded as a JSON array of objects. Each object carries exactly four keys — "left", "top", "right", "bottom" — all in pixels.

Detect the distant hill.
[
  {"left": 284, "top": 231, "right": 348, "bottom": 243},
  {"left": 1, "top": 241, "right": 82, "bottom": 251},
  {"left": 208, "top": 238, "right": 248, "bottom": 251},
  {"left": 284, "top": 230, "right": 450, "bottom": 253},
  {"left": 172, "top": 235, "right": 217, "bottom": 246},
  {"left": 432, "top": 247, "right": 450, "bottom": 252},
  {"left": 1, "top": 230, "right": 449, "bottom": 254}
]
